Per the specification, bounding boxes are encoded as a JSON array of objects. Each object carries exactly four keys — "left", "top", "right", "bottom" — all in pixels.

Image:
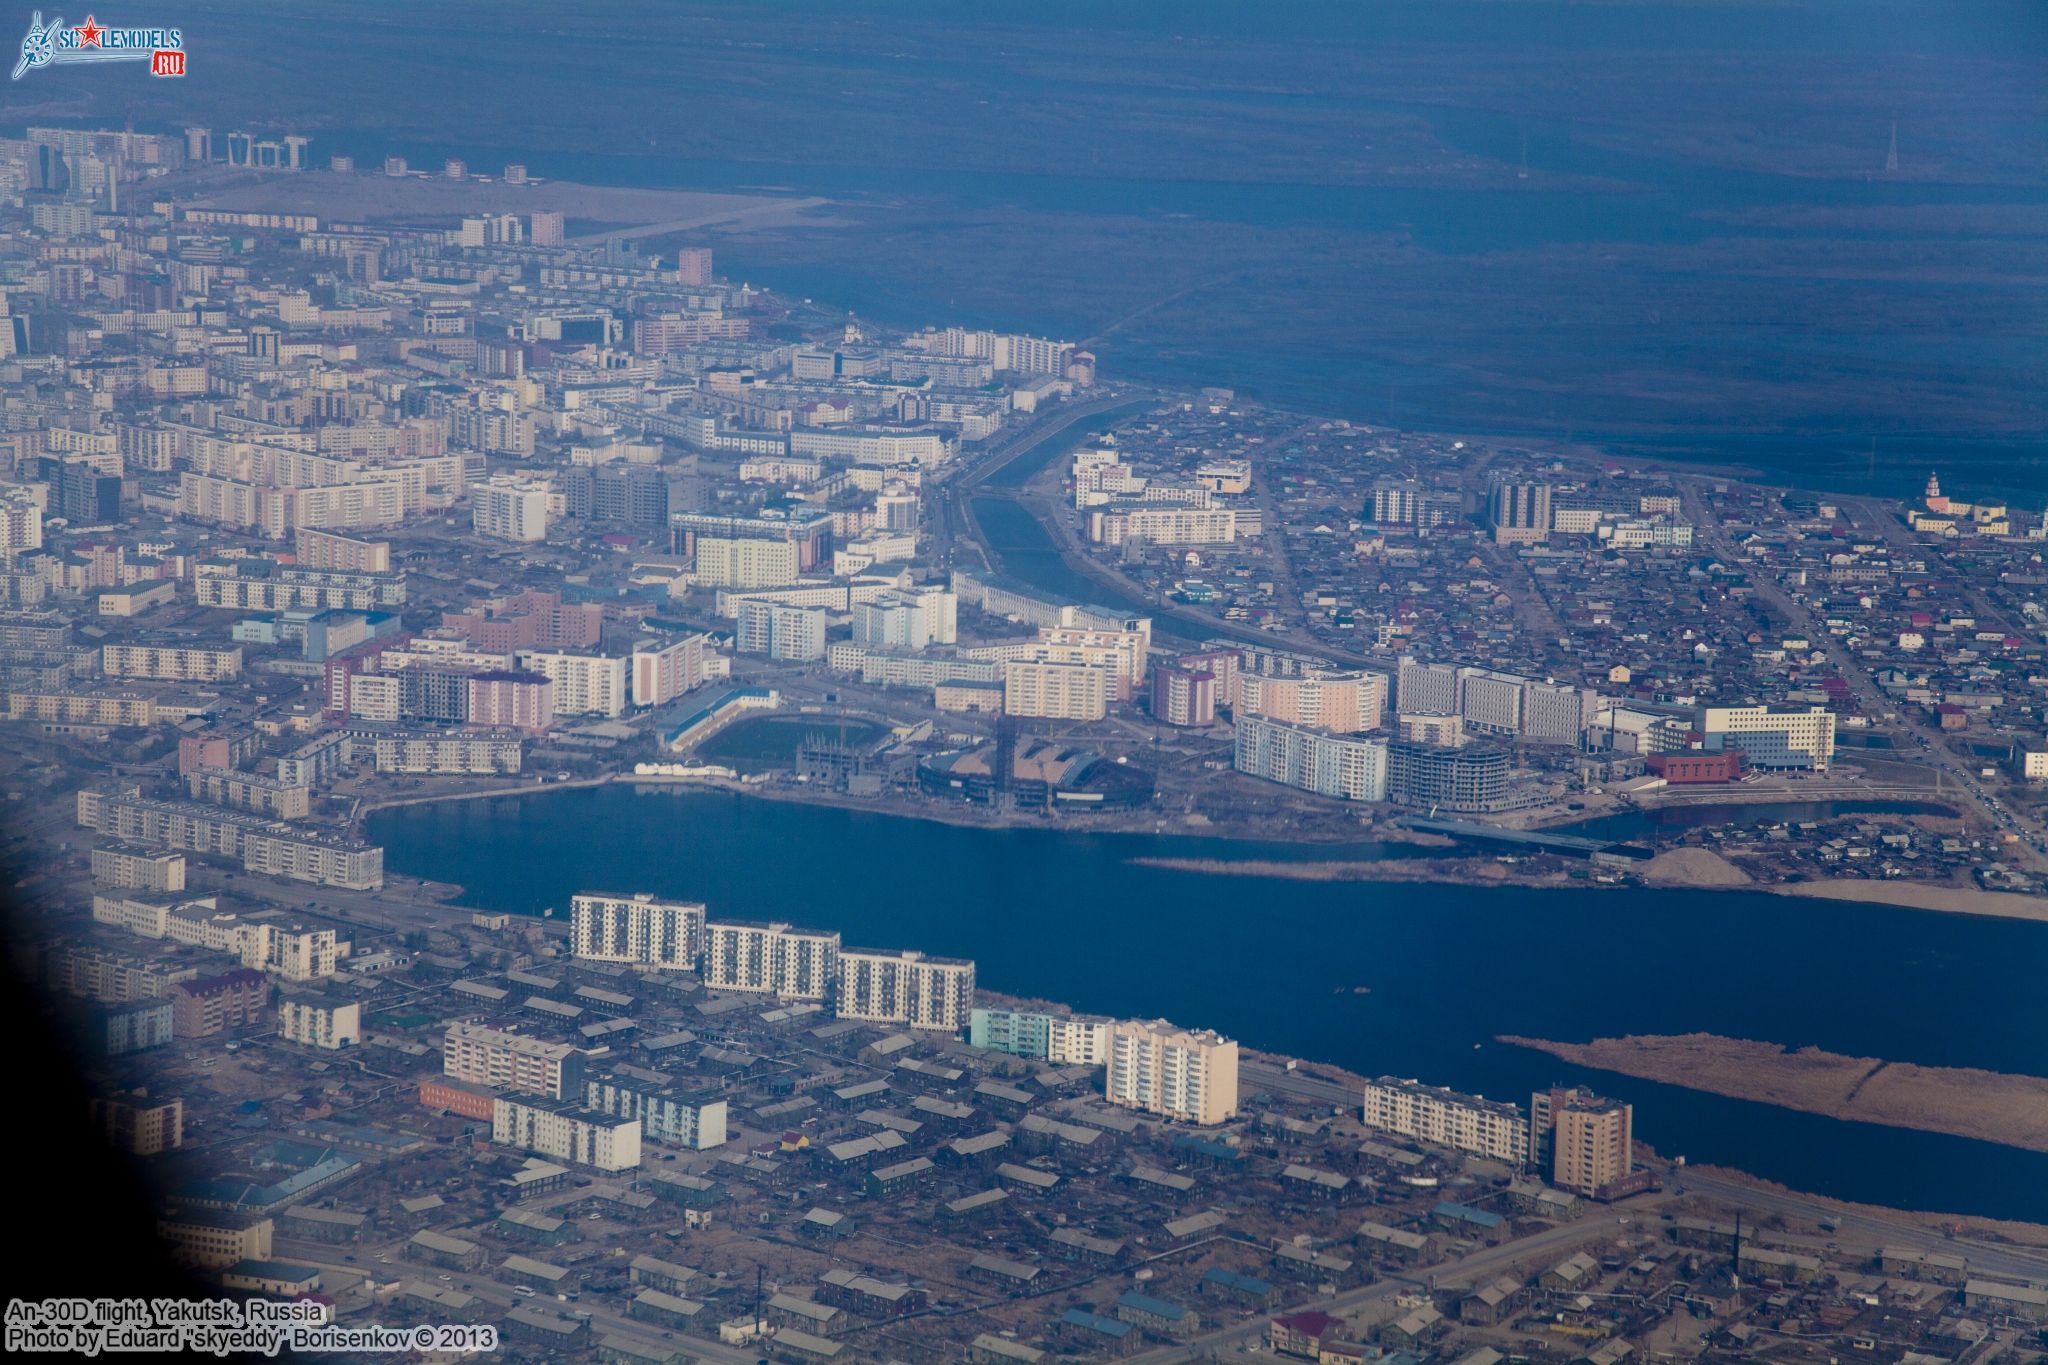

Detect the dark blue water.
[{"left": 368, "top": 784, "right": 2048, "bottom": 1222}]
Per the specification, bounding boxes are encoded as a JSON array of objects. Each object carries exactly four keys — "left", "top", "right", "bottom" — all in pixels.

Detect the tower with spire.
[{"left": 1923, "top": 471, "right": 1951, "bottom": 514}]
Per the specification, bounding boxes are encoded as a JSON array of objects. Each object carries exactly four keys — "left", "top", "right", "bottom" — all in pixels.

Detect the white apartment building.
[
  {"left": 101, "top": 643, "right": 243, "bottom": 682},
  {"left": 1088, "top": 504, "right": 1236, "bottom": 547},
  {"left": 1395, "top": 658, "right": 1461, "bottom": 715},
  {"left": 967, "top": 1008, "right": 1111, "bottom": 1065},
  {"left": 788, "top": 425, "right": 955, "bottom": 468},
  {"left": 694, "top": 536, "right": 798, "bottom": 589},
  {"left": 293, "top": 527, "right": 391, "bottom": 573},
  {"left": 734, "top": 600, "right": 826, "bottom": 662},
  {"left": 472, "top": 477, "right": 551, "bottom": 542},
  {"left": 0, "top": 484, "right": 43, "bottom": 554},
  {"left": 278, "top": 993, "right": 361, "bottom": 1050},
  {"left": 1104, "top": 1019, "right": 1239, "bottom": 1126},
  {"left": 700, "top": 920, "right": 840, "bottom": 1001},
  {"left": 90, "top": 889, "right": 344, "bottom": 980},
  {"left": 852, "top": 587, "right": 958, "bottom": 650},
  {"left": 516, "top": 649, "right": 628, "bottom": 718},
  {"left": 491, "top": 1096, "right": 640, "bottom": 1172},
  {"left": 1458, "top": 669, "right": 1525, "bottom": 735},
  {"left": 1361, "top": 1077, "right": 1531, "bottom": 1164},
  {"left": 1235, "top": 669, "right": 1386, "bottom": 733},
  {"left": 90, "top": 845, "right": 186, "bottom": 892},
  {"left": 1234, "top": 713, "right": 1388, "bottom": 801},
  {"left": 1700, "top": 705, "right": 1835, "bottom": 771},
  {"left": 1001, "top": 660, "right": 1109, "bottom": 720},
  {"left": 583, "top": 1077, "right": 730, "bottom": 1150},
  {"left": 185, "top": 767, "right": 310, "bottom": 820},
  {"left": 569, "top": 892, "right": 706, "bottom": 970},
  {"left": 442, "top": 1022, "right": 584, "bottom": 1098},
  {"left": 631, "top": 633, "right": 711, "bottom": 708},
  {"left": 1522, "top": 680, "right": 1594, "bottom": 745},
  {"left": 836, "top": 949, "right": 976, "bottom": 1031}
]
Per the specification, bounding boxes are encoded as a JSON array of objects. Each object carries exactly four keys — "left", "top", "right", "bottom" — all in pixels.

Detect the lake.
[{"left": 369, "top": 784, "right": 2048, "bottom": 1222}]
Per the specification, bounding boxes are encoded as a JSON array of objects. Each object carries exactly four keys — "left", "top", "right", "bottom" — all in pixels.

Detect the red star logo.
[{"left": 75, "top": 16, "right": 103, "bottom": 47}]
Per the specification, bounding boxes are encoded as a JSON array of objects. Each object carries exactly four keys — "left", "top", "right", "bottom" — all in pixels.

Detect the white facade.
[
  {"left": 734, "top": 600, "right": 826, "bottom": 662},
  {"left": 0, "top": 485, "right": 44, "bottom": 554},
  {"left": 569, "top": 892, "right": 705, "bottom": 970},
  {"left": 278, "top": 993, "right": 361, "bottom": 1050},
  {"left": 472, "top": 477, "right": 551, "bottom": 542},
  {"left": 1700, "top": 705, "right": 1835, "bottom": 770},
  {"left": 695, "top": 536, "right": 798, "bottom": 589},
  {"left": 852, "top": 587, "right": 957, "bottom": 650},
  {"left": 1001, "top": 660, "right": 1109, "bottom": 720},
  {"left": 443, "top": 1022, "right": 582, "bottom": 1098},
  {"left": 492, "top": 1097, "right": 640, "bottom": 1171},
  {"left": 516, "top": 649, "right": 628, "bottom": 718},
  {"left": 1361, "top": 1077, "right": 1531, "bottom": 1164},
  {"left": 836, "top": 949, "right": 976, "bottom": 1031},
  {"left": 1105, "top": 1019, "right": 1239, "bottom": 1127},
  {"left": 631, "top": 633, "right": 710, "bottom": 707},
  {"left": 701, "top": 920, "right": 840, "bottom": 1000},
  {"left": 1234, "top": 713, "right": 1388, "bottom": 801}
]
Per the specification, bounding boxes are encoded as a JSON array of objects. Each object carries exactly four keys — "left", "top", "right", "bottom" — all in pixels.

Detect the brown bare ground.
[{"left": 1499, "top": 1032, "right": 2048, "bottom": 1154}]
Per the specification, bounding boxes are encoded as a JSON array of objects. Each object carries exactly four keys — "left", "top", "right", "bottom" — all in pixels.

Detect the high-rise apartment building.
[
  {"left": 1532, "top": 1086, "right": 1635, "bottom": 1199},
  {"left": 1385, "top": 740, "right": 1512, "bottom": 813},
  {"left": 514, "top": 649, "right": 628, "bottom": 718},
  {"left": 1360, "top": 1077, "right": 1530, "bottom": 1164},
  {"left": 278, "top": 992, "right": 361, "bottom": 1050},
  {"left": 1151, "top": 660, "right": 1217, "bottom": 727},
  {"left": 734, "top": 600, "right": 826, "bottom": 662},
  {"left": 569, "top": 893, "right": 705, "bottom": 970},
  {"left": 694, "top": 536, "right": 799, "bottom": 589},
  {"left": 836, "top": 949, "right": 975, "bottom": 1031},
  {"left": 492, "top": 1096, "right": 640, "bottom": 1171},
  {"left": 852, "top": 587, "right": 957, "bottom": 651},
  {"left": 1235, "top": 669, "right": 1386, "bottom": 733},
  {"left": 442, "top": 1022, "right": 584, "bottom": 1099},
  {"left": 969, "top": 1008, "right": 1111, "bottom": 1066},
  {"left": 1489, "top": 481, "right": 1552, "bottom": 544},
  {"left": 1001, "top": 660, "right": 1109, "bottom": 721},
  {"left": 1234, "top": 713, "right": 1388, "bottom": 801},
  {"left": 92, "top": 1092, "right": 184, "bottom": 1155},
  {"left": 1104, "top": 1019, "right": 1239, "bottom": 1126},
  {"left": 0, "top": 484, "right": 43, "bottom": 554},
  {"left": 1369, "top": 481, "right": 1462, "bottom": 531},
  {"left": 1395, "top": 657, "right": 1460, "bottom": 715},
  {"left": 472, "top": 477, "right": 551, "bottom": 542},
  {"left": 630, "top": 633, "right": 711, "bottom": 707},
  {"left": 700, "top": 920, "right": 840, "bottom": 1000},
  {"left": 584, "top": 1076, "right": 729, "bottom": 1150},
  {"left": 293, "top": 527, "right": 391, "bottom": 573}
]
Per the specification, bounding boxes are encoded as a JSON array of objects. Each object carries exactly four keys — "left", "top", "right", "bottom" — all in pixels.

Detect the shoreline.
[
  {"left": 1500, "top": 1032, "right": 2048, "bottom": 1156},
  {"left": 361, "top": 775, "right": 2048, "bottom": 925}
]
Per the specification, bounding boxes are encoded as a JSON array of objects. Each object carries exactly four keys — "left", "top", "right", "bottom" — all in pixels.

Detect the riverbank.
[
  {"left": 1771, "top": 878, "right": 2048, "bottom": 925},
  {"left": 1501, "top": 1033, "right": 2048, "bottom": 1155}
]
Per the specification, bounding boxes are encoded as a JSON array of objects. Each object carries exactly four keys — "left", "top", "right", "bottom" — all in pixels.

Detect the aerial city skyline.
[{"left": 2, "top": 3, "right": 2045, "bottom": 1361}]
